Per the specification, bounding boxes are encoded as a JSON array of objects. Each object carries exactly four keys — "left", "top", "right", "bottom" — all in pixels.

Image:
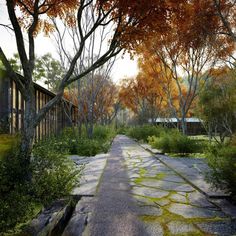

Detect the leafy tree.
[
  {"left": 119, "top": 74, "right": 167, "bottom": 125},
  {"left": 36, "top": 54, "right": 65, "bottom": 92},
  {"left": 198, "top": 67, "right": 236, "bottom": 143},
  {"left": 0, "top": 0, "right": 178, "bottom": 179},
  {"left": 133, "top": 0, "right": 234, "bottom": 134},
  {"left": 8, "top": 53, "right": 22, "bottom": 74},
  {"left": 64, "top": 72, "right": 118, "bottom": 138},
  {"left": 8, "top": 53, "right": 64, "bottom": 92},
  {"left": 1, "top": 0, "right": 234, "bottom": 179}
]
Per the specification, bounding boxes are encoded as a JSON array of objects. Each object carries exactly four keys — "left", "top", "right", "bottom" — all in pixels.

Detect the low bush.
[
  {"left": 127, "top": 125, "right": 164, "bottom": 142},
  {"left": 116, "top": 125, "right": 129, "bottom": 135},
  {"left": 77, "top": 138, "right": 111, "bottom": 156},
  {"left": 0, "top": 142, "right": 35, "bottom": 231},
  {"left": 0, "top": 137, "right": 81, "bottom": 233},
  {"left": 148, "top": 135, "right": 172, "bottom": 153},
  {"left": 206, "top": 144, "right": 236, "bottom": 198},
  {"left": 60, "top": 127, "right": 79, "bottom": 154},
  {"left": 56, "top": 126, "right": 115, "bottom": 156},
  {"left": 32, "top": 139, "right": 81, "bottom": 205},
  {"left": 148, "top": 130, "right": 200, "bottom": 154},
  {"left": 93, "top": 125, "right": 116, "bottom": 141}
]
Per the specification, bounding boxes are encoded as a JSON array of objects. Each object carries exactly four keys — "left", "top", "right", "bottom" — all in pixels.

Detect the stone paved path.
[
  {"left": 71, "top": 154, "right": 108, "bottom": 196},
  {"left": 65, "top": 135, "right": 236, "bottom": 236}
]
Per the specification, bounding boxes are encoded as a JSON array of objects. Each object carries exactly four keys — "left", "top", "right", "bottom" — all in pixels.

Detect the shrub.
[
  {"left": 32, "top": 140, "right": 81, "bottom": 205},
  {"left": 0, "top": 134, "right": 18, "bottom": 159},
  {"left": 127, "top": 125, "right": 164, "bottom": 142},
  {"left": 93, "top": 125, "right": 116, "bottom": 141},
  {"left": 0, "top": 137, "right": 81, "bottom": 232},
  {"left": 60, "top": 127, "right": 79, "bottom": 154},
  {"left": 230, "top": 134, "right": 236, "bottom": 146},
  {"left": 148, "top": 130, "right": 200, "bottom": 154},
  {"left": 0, "top": 141, "right": 35, "bottom": 231},
  {"left": 116, "top": 125, "right": 129, "bottom": 135},
  {"left": 56, "top": 126, "right": 115, "bottom": 156},
  {"left": 148, "top": 135, "right": 172, "bottom": 153},
  {"left": 172, "top": 133, "right": 199, "bottom": 154},
  {"left": 206, "top": 145, "right": 236, "bottom": 198},
  {"left": 77, "top": 138, "right": 111, "bottom": 156}
]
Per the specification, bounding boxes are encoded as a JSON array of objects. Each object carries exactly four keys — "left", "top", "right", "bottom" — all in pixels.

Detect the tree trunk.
[
  {"left": 181, "top": 116, "right": 187, "bottom": 135},
  {"left": 19, "top": 88, "right": 36, "bottom": 181},
  {"left": 88, "top": 123, "right": 93, "bottom": 139}
]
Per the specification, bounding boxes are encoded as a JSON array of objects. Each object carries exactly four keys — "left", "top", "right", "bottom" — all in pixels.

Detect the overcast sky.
[{"left": 0, "top": 1, "right": 138, "bottom": 84}]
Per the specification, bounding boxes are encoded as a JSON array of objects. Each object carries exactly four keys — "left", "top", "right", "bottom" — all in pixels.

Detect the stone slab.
[
  {"left": 168, "top": 203, "right": 225, "bottom": 219},
  {"left": 156, "top": 155, "right": 230, "bottom": 198},
  {"left": 71, "top": 154, "right": 108, "bottom": 196},
  {"left": 132, "top": 186, "right": 169, "bottom": 198},
  {"left": 140, "top": 179, "right": 195, "bottom": 192},
  {"left": 167, "top": 221, "right": 199, "bottom": 235},
  {"left": 197, "top": 220, "right": 236, "bottom": 235},
  {"left": 142, "top": 221, "right": 164, "bottom": 236},
  {"left": 210, "top": 199, "right": 236, "bottom": 218},
  {"left": 140, "top": 143, "right": 164, "bottom": 154}
]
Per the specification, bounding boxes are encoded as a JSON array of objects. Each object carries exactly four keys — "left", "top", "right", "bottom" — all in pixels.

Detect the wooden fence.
[{"left": 0, "top": 70, "right": 77, "bottom": 140}]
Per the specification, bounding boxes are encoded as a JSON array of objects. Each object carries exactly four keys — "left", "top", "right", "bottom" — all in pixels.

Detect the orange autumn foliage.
[
  {"left": 119, "top": 57, "right": 178, "bottom": 121},
  {"left": 63, "top": 75, "right": 118, "bottom": 124}
]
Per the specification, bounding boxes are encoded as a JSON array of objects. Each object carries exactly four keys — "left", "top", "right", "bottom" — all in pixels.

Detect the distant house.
[{"left": 149, "top": 117, "right": 205, "bottom": 135}]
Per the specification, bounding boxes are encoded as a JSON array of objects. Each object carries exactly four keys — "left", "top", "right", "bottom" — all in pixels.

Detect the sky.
[{"left": 0, "top": 1, "right": 138, "bottom": 85}]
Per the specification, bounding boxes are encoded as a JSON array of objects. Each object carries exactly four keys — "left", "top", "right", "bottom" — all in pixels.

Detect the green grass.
[{"left": 0, "top": 134, "right": 17, "bottom": 160}]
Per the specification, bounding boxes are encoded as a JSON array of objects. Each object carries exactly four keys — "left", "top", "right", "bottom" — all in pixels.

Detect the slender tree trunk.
[
  {"left": 88, "top": 123, "right": 93, "bottom": 139},
  {"left": 19, "top": 85, "right": 36, "bottom": 180},
  {"left": 181, "top": 115, "right": 187, "bottom": 135},
  {"left": 208, "top": 124, "right": 212, "bottom": 142}
]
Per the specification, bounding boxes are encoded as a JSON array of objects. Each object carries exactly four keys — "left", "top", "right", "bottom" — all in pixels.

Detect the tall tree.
[
  {"left": 119, "top": 70, "right": 172, "bottom": 125},
  {"left": 135, "top": 0, "right": 234, "bottom": 134},
  {"left": 0, "top": 0, "right": 174, "bottom": 177},
  {"left": 198, "top": 67, "right": 236, "bottom": 143}
]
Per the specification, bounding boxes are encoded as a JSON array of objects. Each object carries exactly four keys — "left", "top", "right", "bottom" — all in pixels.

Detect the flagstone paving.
[
  {"left": 70, "top": 154, "right": 108, "bottom": 196},
  {"left": 65, "top": 135, "right": 236, "bottom": 236}
]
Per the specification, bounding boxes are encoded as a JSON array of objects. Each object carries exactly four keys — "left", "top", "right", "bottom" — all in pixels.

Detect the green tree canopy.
[{"left": 9, "top": 53, "right": 64, "bottom": 92}]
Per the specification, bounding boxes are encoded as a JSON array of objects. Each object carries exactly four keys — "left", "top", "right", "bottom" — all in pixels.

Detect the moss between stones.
[
  {"left": 126, "top": 151, "right": 227, "bottom": 236},
  {"left": 136, "top": 189, "right": 227, "bottom": 236},
  {"left": 140, "top": 208, "right": 226, "bottom": 236},
  {"left": 139, "top": 167, "right": 147, "bottom": 176},
  {"left": 155, "top": 172, "right": 166, "bottom": 180}
]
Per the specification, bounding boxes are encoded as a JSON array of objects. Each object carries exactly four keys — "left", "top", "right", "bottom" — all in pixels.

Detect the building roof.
[{"left": 151, "top": 117, "right": 203, "bottom": 123}]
